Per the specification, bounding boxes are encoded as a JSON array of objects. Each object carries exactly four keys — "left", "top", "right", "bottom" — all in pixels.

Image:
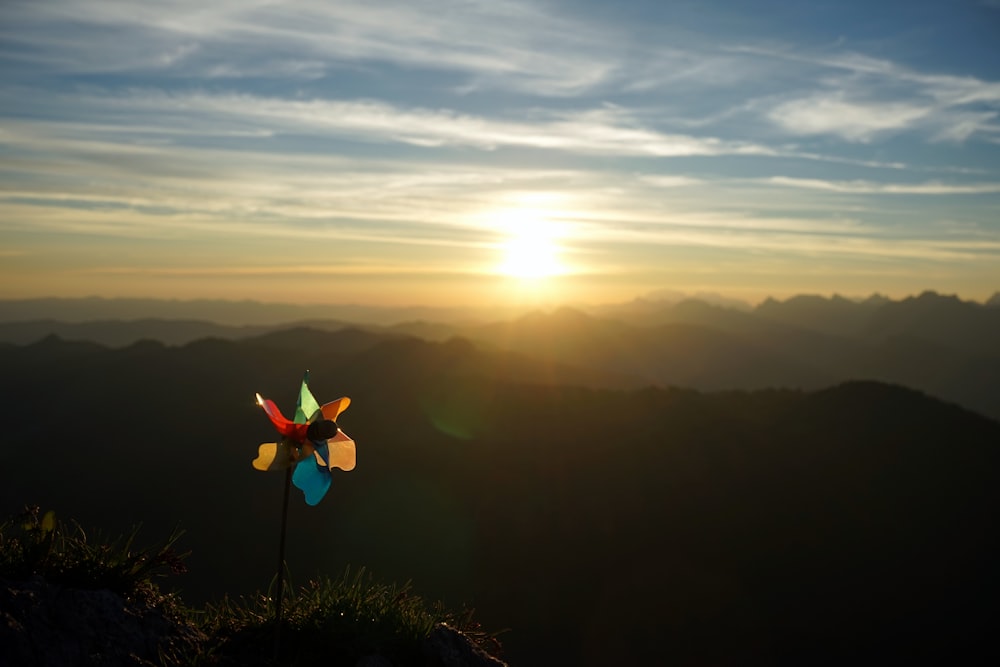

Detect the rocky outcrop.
[
  {"left": 420, "top": 624, "right": 507, "bottom": 667},
  {"left": 0, "top": 576, "right": 205, "bottom": 667}
]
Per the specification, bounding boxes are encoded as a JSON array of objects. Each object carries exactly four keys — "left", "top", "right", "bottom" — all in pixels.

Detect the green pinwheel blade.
[{"left": 294, "top": 371, "right": 322, "bottom": 424}]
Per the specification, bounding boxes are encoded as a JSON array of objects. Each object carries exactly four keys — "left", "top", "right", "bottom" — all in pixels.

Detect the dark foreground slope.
[{"left": 1, "top": 331, "right": 998, "bottom": 665}]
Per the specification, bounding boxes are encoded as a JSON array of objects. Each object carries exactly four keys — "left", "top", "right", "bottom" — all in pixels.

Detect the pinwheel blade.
[
  {"left": 256, "top": 393, "right": 308, "bottom": 439},
  {"left": 295, "top": 373, "right": 322, "bottom": 424},
  {"left": 292, "top": 457, "right": 332, "bottom": 506},
  {"left": 252, "top": 442, "right": 295, "bottom": 471},
  {"left": 324, "top": 430, "right": 357, "bottom": 472},
  {"left": 320, "top": 397, "right": 351, "bottom": 421}
]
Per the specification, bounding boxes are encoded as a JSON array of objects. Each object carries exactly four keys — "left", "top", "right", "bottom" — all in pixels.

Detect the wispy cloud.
[
  {"left": 577, "top": 219, "right": 1000, "bottom": 264},
  {"left": 82, "top": 263, "right": 487, "bottom": 278},
  {"left": 768, "top": 177, "right": 1000, "bottom": 195},
  {"left": 2, "top": 90, "right": 788, "bottom": 161},
  {"left": 733, "top": 46, "right": 1000, "bottom": 144},
  {"left": 637, "top": 175, "right": 706, "bottom": 188},
  {"left": 768, "top": 94, "right": 930, "bottom": 142},
  {"left": 0, "top": 0, "right": 621, "bottom": 95}
]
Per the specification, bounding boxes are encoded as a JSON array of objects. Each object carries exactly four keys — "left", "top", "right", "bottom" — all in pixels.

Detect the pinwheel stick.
[{"left": 273, "top": 466, "right": 292, "bottom": 657}]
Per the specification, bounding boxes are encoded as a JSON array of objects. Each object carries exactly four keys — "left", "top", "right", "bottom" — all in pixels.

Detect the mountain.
[
  {"left": 587, "top": 297, "right": 776, "bottom": 332},
  {"left": 862, "top": 291, "right": 1000, "bottom": 357},
  {"left": 754, "top": 293, "right": 884, "bottom": 337},
  {"left": 0, "top": 297, "right": 519, "bottom": 327},
  {"left": 584, "top": 292, "right": 751, "bottom": 324},
  {"left": 1, "top": 332, "right": 998, "bottom": 665},
  {"left": 0, "top": 297, "right": 328, "bottom": 326},
  {"left": 460, "top": 305, "right": 1000, "bottom": 420},
  {"left": 751, "top": 290, "right": 1000, "bottom": 357},
  {"left": 468, "top": 307, "right": 835, "bottom": 391},
  {"left": 3, "top": 291, "right": 998, "bottom": 421},
  {"left": 0, "top": 318, "right": 275, "bottom": 347},
  {"left": 0, "top": 317, "right": 444, "bottom": 348}
]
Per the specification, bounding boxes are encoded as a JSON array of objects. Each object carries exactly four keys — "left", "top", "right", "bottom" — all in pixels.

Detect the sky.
[{"left": 1, "top": 0, "right": 999, "bottom": 308}]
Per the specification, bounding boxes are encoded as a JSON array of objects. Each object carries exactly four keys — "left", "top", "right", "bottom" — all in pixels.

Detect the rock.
[
  {"left": 0, "top": 576, "right": 205, "bottom": 667},
  {"left": 420, "top": 623, "right": 507, "bottom": 667}
]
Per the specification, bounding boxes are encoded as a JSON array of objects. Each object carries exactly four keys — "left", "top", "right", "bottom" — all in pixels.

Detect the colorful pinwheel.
[{"left": 252, "top": 372, "right": 356, "bottom": 505}]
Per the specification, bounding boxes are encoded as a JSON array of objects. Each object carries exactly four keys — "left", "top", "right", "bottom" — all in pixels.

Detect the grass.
[
  {"left": 0, "top": 505, "right": 188, "bottom": 611},
  {"left": 0, "top": 506, "right": 502, "bottom": 666},
  {"left": 200, "top": 568, "right": 499, "bottom": 666}
]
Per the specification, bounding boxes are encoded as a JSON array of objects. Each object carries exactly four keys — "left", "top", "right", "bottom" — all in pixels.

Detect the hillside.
[{"left": 1, "top": 332, "right": 998, "bottom": 664}]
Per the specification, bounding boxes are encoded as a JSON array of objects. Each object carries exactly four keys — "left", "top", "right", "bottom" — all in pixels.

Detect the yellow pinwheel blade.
[
  {"left": 252, "top": 442, "right": 294, "bottom": 471},
  {"left": 322, "top": 430, "right": 356, "bottom": 472},
  {"left": 321, "top": 397, "right": 351, "bottom": 421}
]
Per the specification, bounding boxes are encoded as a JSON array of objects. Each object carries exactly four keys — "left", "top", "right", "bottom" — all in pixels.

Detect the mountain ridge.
[
  {"left": 2, "top": 290, "right": 996, "bottom": 328},
  {"left": 3, "top": 290, "right": 998, "bottom": 421}
]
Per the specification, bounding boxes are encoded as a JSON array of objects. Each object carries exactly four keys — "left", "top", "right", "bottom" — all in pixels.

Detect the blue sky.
[{"left": 1, "top": 0, "right": 998, "bottom": 307}]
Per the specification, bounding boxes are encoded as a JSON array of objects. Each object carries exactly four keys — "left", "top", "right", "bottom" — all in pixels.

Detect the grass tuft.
[{"left": 200, "top": 567, "right": 501, "bottom": 665}]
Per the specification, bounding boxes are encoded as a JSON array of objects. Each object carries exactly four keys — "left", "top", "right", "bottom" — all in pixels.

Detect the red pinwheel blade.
[{"left": 256, "top": 393, "right": 308, "bottom": 440}]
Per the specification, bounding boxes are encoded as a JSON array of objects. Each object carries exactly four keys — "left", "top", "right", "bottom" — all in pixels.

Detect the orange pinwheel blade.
[{"left": 321, "top": 397, "right": 351, "bottom": 421}]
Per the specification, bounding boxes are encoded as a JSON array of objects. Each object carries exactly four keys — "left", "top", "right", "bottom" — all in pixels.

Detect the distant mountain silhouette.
[
  {"left": 469, "top": 307, "right": 835, "bottom": 390},
  {"left": 0, "top": 318, "right": 269, "bottom": 347},
  {"left": 586, "top": 297, "right": 775, "bottom": 333},
  {"left": 244, "top": 325, "right": 389, "bottom": 356},
  {"left": 0, "top": 318, "right": 362, "bottom": 347},
  {"left": 460, "top": 302, "right": 1000, "bottom": 420},
  {"left": 585, "top": 292, "right": 752, "bottom": 323},
  {"left": 0, "top": 297, "right": 521, "bottom": 327},
  {"left": 1, "top": 332, "right": 998, "bottom": 665},
  {"left": 755, "top": 293, "right": 880, "bottom": 336},
  {"left": 862, "top": 291, "right": 1000, "bottom": 356},
  {"left": 2, "top": 290, "right": 998, "bottom": 420}
]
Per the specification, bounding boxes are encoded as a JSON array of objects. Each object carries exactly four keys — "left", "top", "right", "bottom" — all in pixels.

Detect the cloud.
[
  {"left": 8, "top": 90, "right": 784, "bottom": 159},
  {"left": 768, "top": 93, "right": 930, "bottom": 142},
  {"left": 637, "top": 175, "right": 705, "bottom": 188},
  {"left": 577, "top": 219, "right": 1000, "bottom": 264},
  {"left": 0, "top": 0, "right": 621, "bottom": 95},
  {"left": 930, "top": 111, "right": 1000, "bottom": 142},
  {"left": 768, "top": 177, "right": 1000, "bottom": 195},
  {"left": 744, "top": 47, "right": 1000, "bottom": 143}
]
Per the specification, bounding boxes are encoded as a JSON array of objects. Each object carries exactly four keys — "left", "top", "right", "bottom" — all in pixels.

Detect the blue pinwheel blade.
[{"left": 292, "top": 454, "right": 332, "bottom": 505}]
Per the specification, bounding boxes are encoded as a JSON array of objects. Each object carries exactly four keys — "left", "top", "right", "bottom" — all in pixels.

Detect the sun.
[{"left": 497, "top": 212, "right": 565, "bottom": 280}]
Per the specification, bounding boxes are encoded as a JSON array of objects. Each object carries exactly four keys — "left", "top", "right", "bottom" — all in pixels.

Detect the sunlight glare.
[{"left": 497, "top": 210, "right": 565, "bottom": 280}]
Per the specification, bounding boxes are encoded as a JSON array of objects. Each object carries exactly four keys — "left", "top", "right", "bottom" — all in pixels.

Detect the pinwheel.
[
  {"left": 252, "top": 371, "right": 356, "bottom": 505},
  {"left": 252, "top": 372, "right": 357, "bottom": 654}
]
